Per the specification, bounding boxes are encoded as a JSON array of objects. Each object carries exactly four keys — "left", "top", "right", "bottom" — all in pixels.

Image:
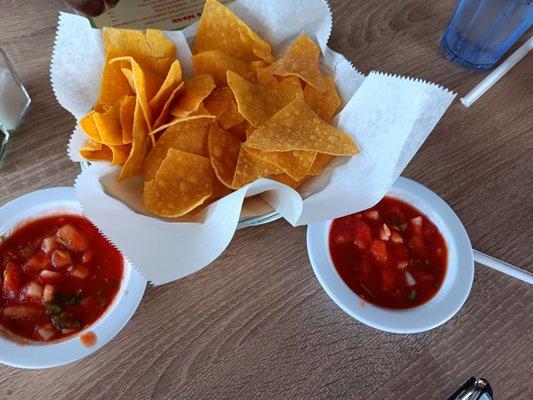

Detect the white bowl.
[
  {"left": 307, "top": 177, "right": 474, "bottom": 333},
  {"left": 0, "top": 187, "right": 147, "bottom": 368}
]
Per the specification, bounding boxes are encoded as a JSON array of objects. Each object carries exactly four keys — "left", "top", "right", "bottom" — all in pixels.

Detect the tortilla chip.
[
  {"left": 118, "top": 99, "right": 150, "bottom": 181},
  {"left": 211, "top": 179, "right": 233, "bottom": 200},
  {"left": 267, "top": 35, "right": 326, "bottom": 91},
  {"left": 208, "top": 124, "right": 242, "bottom": 189},
  {"left": 308, "top": 153, "right": 335, "bottom": 175},
  {"left": 103, "top": 28, "right": 175, "bottom": 58},
  {"left": 233, "top": 147, "right": 283, "bottom": 188},
  {"left": 251, "top": 61, "right": 269, "bottom": 71},
  {"left": 144, "top": 118, "right": 213, "bottom": 181},
  {"left": 143, "top": 149, "right": 213, "bottom": 218},
  {"left": 149, "top": 60, "right": 183, "bottom": 113},
  {"left": 170, "top": 74, "right": 215, "bottom": 118},
  {"left": 194, "top": 0, "right": 273, "bottom": 63},
  {"left": 145, "top": 29, "right": 177, "bottom": 59},
  {"left": 246, "top": 124, "right": 256, "bottom": 139},
  {"left": 217, "top": 101, "right": 245, "bottom": 129},
  {"left": 228, "top": 121, "right": 248, "bottom": 142},
  {"left": 227, "top": 71, "right": 302, "bottom": 127},
  {"left": 203, "top": 86, "right": 234, "bottom": 118},
  {"left": 245, "top": 149, "right": 316, "bottom": 181},
  {"left": 245, "top": 94, "right": 357, "bottom": 155},
  {"left": 79, "top": 112, "right": 102, "bottom": 143},
  {"left": 121, "top": 68, "right": 136, "bottom": 93},
  {"left": 256, "top": 67, "right": 278, "bottom": 86},
  {"left": 79, "top": 139, "right": 112, "bottom": 162},
  {"left": 110, "top": 144, "right": 131, "bottom": 165},
  {"left": 270, "top": 173, "right": 304, "bottom": 189},
  {"left": 120, "top": 95, "right": 136, "bottom": 143},
  {"left": 241, "top": 70, "right": 257, "bottom": 84},
  {"left": 303, "top": 76, "right": 341, "bottom": 121},
  {"left": 99, "top": 49, "right": 134, "bottom": 106},
  {"left": 152, "top": 82, "right": 185, "bottom": 130},
  {"left": 93, "top": 102, "right": 123, "bottom": 146},
  {"left": 192, "top": 50, "right": 250, "bottom": 87},
  {"left": 110, "top": 56, "right": 163, "bottom": 129},
  {"left": 150, "top": 113, "right": 215, "bottom": 137},
  {"left": 103, "top": 28, "right": 175, "bottom": 76}
]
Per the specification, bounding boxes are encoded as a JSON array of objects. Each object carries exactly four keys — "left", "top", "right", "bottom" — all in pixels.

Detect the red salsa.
[
  {"left": 0, "top": 215, "right": 123, "bottom": 342},
  {"left": 329, "top": 197, "right": 447, "bottom": 309}
]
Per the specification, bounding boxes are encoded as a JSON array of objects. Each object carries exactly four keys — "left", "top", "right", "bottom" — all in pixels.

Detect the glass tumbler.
[
  {"left": 0, "top": 49, "right": 31, "bottom": 166},
  {"left": 441, "top": 0, "right": 533, "bottom": 70}
]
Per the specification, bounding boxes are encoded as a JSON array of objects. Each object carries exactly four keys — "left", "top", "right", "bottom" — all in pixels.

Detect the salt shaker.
[{"left": 0, "top": 49, "right": 31, "bottom": 166}]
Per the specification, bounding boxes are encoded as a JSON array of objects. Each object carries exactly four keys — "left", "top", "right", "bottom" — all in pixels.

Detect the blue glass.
[{"left": 442, "top": 0, "right": 533, "bottom": 70}]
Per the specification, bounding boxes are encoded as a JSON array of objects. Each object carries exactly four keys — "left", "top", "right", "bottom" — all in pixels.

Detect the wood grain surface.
[{"left": 0, "top": 0, "right": 531, "bottom": 399}]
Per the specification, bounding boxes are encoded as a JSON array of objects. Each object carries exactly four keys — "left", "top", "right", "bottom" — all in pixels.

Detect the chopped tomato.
[
  {"left": 56, "top": 225, "right": 89, "bottom": 252},
  {"left": 82, "top": 250, "right": 95, "bottom": 264},
  {"left": 381, "top": 269, "right": 396, "bottom": 292},
  {"left": 2, "top": 304, "right": 41, "bottom": 319},
  {"left": 370, "top": 239, "right": 387, "bottom": 262},
  {"left": 353, "top": 220, "right": 372, "bottom": 249},
  {"left": 408, "top": 236, "right": 426, "bottom": 256},
  {"left": 2, "top": 262, "right": 21, "bottom": 299},
  {"left": 334, "top": 229, "right": 353, "bottom": 244},
  {"left": 392, "top": 243, "right": 409, "bottom": 261},
  {"left": 23, "top": 253, "right": 50, "bottom": 273}
]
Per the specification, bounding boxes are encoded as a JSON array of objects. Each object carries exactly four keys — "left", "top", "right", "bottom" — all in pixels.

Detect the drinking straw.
[
  {"left": 461, "top": 36, "right": 532, "bottom": 107},
  {"left": 473, "top": 249, "right": 533, "bottom": 285}
]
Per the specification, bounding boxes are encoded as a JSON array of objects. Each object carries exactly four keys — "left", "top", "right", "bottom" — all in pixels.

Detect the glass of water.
[
  {"left": 0, "top": 49, "right": 31, "bottom": 165},
  {"left": 441, "top": 0, "right": 533, "bottom": 70}
]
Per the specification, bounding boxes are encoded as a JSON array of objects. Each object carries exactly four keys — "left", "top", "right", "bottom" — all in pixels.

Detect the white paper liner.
[{"left": 51, "top": 1, "right": 456, "bottom": 285}]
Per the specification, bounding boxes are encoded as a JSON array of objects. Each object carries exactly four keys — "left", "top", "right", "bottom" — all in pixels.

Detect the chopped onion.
[
  {"left": 82, "top": 250, "right": 95, "bottom": 264},
  {"left": 411, "top": 216, "right": 423, "bottom": 226},
  {"left": 56, "top": 225, "right": 89, "bottom": 252},
  {"left": 61, "top": 328, "right": 77, "bottom": 335},
  {"left": 40, "top": 237, "right": 57, "bottom": 254},
  {"left": 24, "top": 282, "right": 43, "bottom": 300},
  {"left": 390, "top": 231, "right": 403, "bottom": 243},
  {"left": 37, "top": 326, "right": 55, "bottom": 341},
  {"left": 365, "top": 210, "right": 379, "bottom": 220},
  {"left": 397, "top": 261, "right": 409, "bottom": 269},
  {"left": 43, "top": 284, "right": 55, "bottom": 302},
  {"left": 379, "top": 223, "right": 391, "bottom": 241},
  {"left": 70, "top": 265, "right": 89, "bottom": 279},
  {"left": 405, "top": 271, "right": 416, "bottom": 286},
  {"left": 51, "top": 249, "right": 72, "bottom": 268},
  {"left": 40, "top": 270, "right": 61, "bottom": 279}
]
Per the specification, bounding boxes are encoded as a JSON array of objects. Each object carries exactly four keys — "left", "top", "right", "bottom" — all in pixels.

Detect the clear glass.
[
  {"left": 0, "top": 49, "right": 31, "bottom": 165},
  {"left": 441, "top": 0, "right": 533, "bottom": 70}
]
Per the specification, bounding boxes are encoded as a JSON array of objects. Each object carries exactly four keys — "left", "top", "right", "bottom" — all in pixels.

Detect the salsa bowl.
[
  {"left": 0, "top": 187, "right": 146, "bottom": 368},
  {"left": 307, "top": 177, "right": 474, "bottom": 333}
]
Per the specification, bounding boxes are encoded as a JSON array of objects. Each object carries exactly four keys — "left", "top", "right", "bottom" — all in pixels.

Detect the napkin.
[{"left": 51, "top": 1, "right": 455, "bottom": 285}]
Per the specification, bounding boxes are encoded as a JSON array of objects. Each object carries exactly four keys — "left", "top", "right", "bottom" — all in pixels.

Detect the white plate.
[
  {"left": 0, "top": 187, "right": 147, "bottom": 368},
  {"left": 307, "top": 177, "right": 474, "bottom": 333}
]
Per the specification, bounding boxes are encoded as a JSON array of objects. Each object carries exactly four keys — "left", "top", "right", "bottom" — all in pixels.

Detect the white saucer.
[
  {"left": 307, "top": 177, "right": 474, "bottom": 333},
  {"left": 0, "top": 187, "right": 147, "bottom": 368}
]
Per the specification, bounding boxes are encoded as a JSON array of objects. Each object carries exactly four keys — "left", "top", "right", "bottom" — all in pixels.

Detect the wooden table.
[{"left": 0, "top": 1, "right": 531, "bottom": 399}]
